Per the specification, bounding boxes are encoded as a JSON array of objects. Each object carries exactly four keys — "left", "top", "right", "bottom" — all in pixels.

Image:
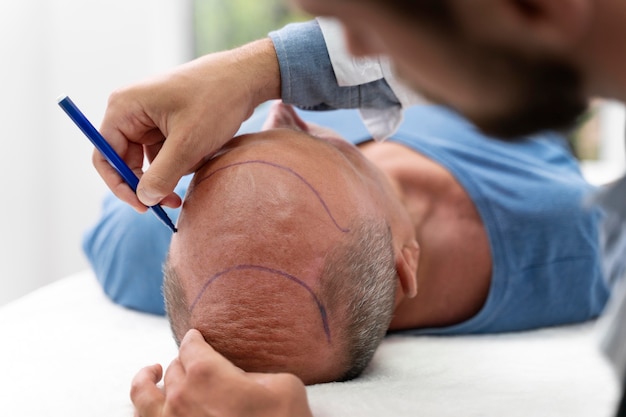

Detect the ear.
[
  {"left": 457, "top": 0, "right": 592, "bottom": 51},
  {"left": 395, "top": 240, "right": 420, "bottom": 299}
]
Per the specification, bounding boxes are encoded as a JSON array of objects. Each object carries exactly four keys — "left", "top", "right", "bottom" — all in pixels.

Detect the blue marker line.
[{"left": 58, "top": 95, "right": 177, "bottom": 233}]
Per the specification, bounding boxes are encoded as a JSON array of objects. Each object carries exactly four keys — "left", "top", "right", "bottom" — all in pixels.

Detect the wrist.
[{"left": 233, "top": 38, "right": 282, "bottom": 111}]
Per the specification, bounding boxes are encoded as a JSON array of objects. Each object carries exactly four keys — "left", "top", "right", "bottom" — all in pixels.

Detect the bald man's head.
[{"left": 164, "top": 129, "right": 399, "bottom": 384}]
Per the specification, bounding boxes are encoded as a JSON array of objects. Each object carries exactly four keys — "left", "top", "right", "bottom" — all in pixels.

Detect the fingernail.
[{"left": 137, "top": 188, "right": 160, "bottom": 206}]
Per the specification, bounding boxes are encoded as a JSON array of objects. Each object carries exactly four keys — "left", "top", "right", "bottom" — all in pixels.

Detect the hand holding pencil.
[{"left": 94, "top": 38, "right": 280, "bottom": 211}]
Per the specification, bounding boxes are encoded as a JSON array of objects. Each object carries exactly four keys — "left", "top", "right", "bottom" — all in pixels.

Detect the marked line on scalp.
[
  {"left": 189, "top": 264, "right": 331, "bottom": 343},
  {"left": 196, "top": 160, "right": 350, "bottom": 233}
]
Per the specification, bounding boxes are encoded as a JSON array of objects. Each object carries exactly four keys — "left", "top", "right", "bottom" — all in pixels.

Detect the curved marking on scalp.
[
  {"left": 195, "top": 160, "right": 350, "bottom": 233},
  {"left": 189, "top": 264, "right": 331, "bottom": 343}
]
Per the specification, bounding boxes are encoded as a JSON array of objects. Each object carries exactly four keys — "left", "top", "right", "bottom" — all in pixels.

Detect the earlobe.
[{"left": 396, "top": 241, "right": 419, "bottom": 299}]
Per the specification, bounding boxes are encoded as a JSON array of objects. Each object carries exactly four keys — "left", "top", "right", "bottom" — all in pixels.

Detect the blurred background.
[
  {"left": 0, "top": 0, "right": 623, "bottom": 308},
  {"left": 0, "top": 0, "right": 302, "bottom": 307}
]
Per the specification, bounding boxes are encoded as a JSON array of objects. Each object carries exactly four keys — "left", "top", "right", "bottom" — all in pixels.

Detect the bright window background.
[
  {"left": 575, "top": 101, "right": 626, "bottom": 185},
  {"left": 0, "top": 0, "right": 193, "bottom": 307},
  {"left": 0, "top": 0, "right": 308, "bottom": 308}
]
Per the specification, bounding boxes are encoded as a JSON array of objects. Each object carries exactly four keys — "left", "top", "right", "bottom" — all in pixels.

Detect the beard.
[
  {"left": 391, "top": 45, "right": 588, "bottom": 140},
  {"left": 469, "top": 54, "right": 589, "bottom": 139}
]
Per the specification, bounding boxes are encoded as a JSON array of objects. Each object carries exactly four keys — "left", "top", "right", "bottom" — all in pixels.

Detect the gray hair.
[
  {"left": 320, "top": 218, "right": 397, "bottom": 381},
  {"left": 162, "top": 257, "right": 188, "bottom": 347}
]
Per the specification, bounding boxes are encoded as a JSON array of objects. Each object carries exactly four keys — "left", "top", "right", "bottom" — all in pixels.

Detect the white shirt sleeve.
[{"left": 317, "top": 17, "right": 426, "bottom": 140}]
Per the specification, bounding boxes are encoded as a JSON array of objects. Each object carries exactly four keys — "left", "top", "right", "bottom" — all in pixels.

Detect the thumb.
[{"left": 136, "top": 133, "right": 201, "bottom": 206}]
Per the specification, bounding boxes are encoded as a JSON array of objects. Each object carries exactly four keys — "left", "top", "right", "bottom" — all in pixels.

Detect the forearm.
[
  {"left": 161, "top": 37, "right": 282, "bottom": 123},
  {"left": 232, "top": 37, "right": 282, "bottom": 111}
]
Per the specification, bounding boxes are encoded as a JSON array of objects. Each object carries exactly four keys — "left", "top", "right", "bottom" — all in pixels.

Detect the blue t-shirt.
[
  {"left": 393, "top": 107, "right": 609, "bottom": 333},
  {"left": 83, "top": 105, "right": 611, "bottom": 333}
]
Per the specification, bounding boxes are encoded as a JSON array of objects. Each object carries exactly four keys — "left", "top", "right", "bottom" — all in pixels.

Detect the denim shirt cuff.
[{"left": 269, "top": 20, "right": 399, "bottom": 111}]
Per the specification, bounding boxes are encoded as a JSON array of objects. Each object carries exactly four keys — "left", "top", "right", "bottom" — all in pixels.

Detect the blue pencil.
[{"left": 58, "top": 95, "right": 177, "bottom": 233}]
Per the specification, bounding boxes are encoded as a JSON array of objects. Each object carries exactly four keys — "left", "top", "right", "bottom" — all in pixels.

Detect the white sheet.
[{"left": 0, "top": 270, "right": 619, "bottom": 416}]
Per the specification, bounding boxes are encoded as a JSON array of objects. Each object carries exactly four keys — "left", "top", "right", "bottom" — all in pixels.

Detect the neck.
[
  {"left": 359, "top": 140, "right": 463, "bottom": 242},
  {"left": 359, "top": 141, "right": 443, "bottom": 227},
  {"left": 360, "top": 141, "right": 492, "bottom": 330}
]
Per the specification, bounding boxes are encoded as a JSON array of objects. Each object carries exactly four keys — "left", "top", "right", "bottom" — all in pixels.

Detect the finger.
[
  {"left": 140, "top": 143, "right": 184, "bottom": 209},
  {"left": 94, "top": 150, "right": 180, "bottom": 210},
  {"left": 91, "top": 130, "right": 150, "bottom": 212},
  {"left": 131, "top": 364, "right": 165, "bottom": 417},
  {"left": 163, "top": 358, "right": 186, "bottom": 389},
  {"left": 92, "top": 150, "right": 148, "bottom": 212},
  {"left": 136, "top": 132, "right": 208, "bottom": 206},
  {"left": 178, "top": 329, "right": 216, "bottom": 365},
  {"left": 178, "top": 329, "right": 239, "bottom": 373},
  {"left": 97, "top": 89, "right": 165, "bottom": 209},
  {"left": 157, "top": 193, "right": 183, "bottom": 209}
]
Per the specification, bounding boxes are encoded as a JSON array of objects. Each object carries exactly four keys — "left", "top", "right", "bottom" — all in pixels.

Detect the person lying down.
[{"left": 84, "top": 103, "right": 620, "bottom": 385}]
